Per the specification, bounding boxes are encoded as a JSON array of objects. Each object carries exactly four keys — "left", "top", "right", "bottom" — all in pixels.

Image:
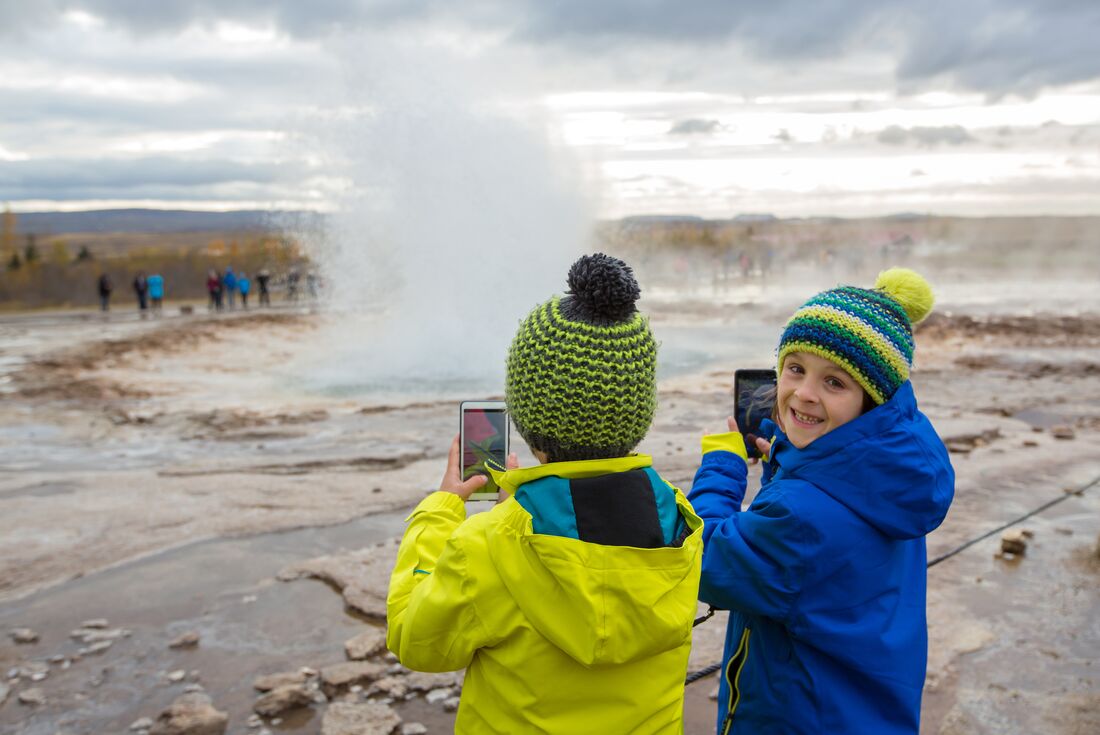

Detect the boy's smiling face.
[{"left": 777, "top": 351, "right": 868, "bottom": 448}]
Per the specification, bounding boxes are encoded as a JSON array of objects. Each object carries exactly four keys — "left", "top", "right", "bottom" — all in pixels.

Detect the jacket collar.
[{"left": 488, "top": 454, "right": 653, "bottom": 495}]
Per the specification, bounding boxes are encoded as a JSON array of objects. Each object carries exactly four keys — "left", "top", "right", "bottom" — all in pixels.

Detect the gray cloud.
[
  {"left": 0, "top": 156, "right": 312, "bottom": 200},
  {"left": 668, "top": 118, "right": 720, "bottom": 135},
  {"left": 877, "top": 125, "right": 975, "bottom": 147},
  {"left": 1, "top": 1, "right": 1096, "bottom": 95}
]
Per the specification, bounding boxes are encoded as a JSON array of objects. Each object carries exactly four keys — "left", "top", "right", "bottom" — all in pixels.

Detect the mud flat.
[{"left": 1, "top": 291, "right": 1098, "bottom": 733}]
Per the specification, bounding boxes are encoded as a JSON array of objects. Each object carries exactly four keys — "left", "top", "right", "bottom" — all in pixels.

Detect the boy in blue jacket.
[{"left": 689, "top": 268, "right": 955, "bottom": 734}]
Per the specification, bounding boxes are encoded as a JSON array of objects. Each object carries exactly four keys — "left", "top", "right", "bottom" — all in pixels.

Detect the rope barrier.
[{"left": 683, "top": 473, "right": 1100, "bottom": 686}]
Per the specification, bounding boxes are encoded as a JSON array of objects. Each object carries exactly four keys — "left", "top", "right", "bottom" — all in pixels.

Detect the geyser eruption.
[{"left": 300, "top": 38, "right": 592, "bottom": 398}]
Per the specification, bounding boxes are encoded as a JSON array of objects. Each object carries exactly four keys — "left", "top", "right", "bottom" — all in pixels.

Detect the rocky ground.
[{"left": 0, "top": 290, "right": 1098, "bottom": 734}]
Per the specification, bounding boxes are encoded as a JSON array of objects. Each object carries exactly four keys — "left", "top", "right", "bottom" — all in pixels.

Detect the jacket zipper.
[{"left": 720, "top": 627, "right": 752, "bottom": 735}]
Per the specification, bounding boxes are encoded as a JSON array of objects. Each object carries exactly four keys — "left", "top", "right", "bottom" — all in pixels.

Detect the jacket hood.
[
  {"left": 486, "top": 457, "right": 703, "bottom": 667},
  {"left": 766, "top": 381, "right": 955, "bottom": 539}
]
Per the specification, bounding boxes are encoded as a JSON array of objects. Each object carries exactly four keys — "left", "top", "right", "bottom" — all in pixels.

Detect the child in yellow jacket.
[{"left": 387, "top": 254, "right": 703, "bottom": 734}]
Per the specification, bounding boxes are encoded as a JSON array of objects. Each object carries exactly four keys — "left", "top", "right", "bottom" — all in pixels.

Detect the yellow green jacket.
[{"left": 386, "top": 454, "right": 704, "bottom": 734}]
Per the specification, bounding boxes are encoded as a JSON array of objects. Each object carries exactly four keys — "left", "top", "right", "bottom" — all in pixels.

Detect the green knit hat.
[{"left": 506, "top": 253, "right": 657, "bottom": 462}]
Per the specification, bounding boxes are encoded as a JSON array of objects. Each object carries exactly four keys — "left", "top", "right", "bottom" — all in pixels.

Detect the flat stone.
[
  {"left": 253, "top": 670, "right": 307, "bottom": 692},
  {"left": 167, "top": 670, "right": 187, "bottom": 683},
  {"left": 401, "top": 724, "right": 428, "bottom": 735},
  {"left": 131, "top": 717, "right": 155, "bottom": 730},
  {"left": 344, "top": 629, "right": 387, "bottom": 660},
  {"left": 149, "top": 693, "right": 228, "bottom": 735},
  {"left": 442, "top": 696, "right": 460, "bottom": 712},
  {"left": 425, "top": 688, "right": 452, "bottom": 704},
  {"left": 320, "top": 662, "right": 386, "bottom": 698},
  {"left": 403, "top": 671, "right": 461, "bottom": 693},
  {"left": 80, "top": 640, "right": 114, "bottom": 655},
  {"left": 1051, "top": 425, "right": 1076, "bottom": 440},
  {"left": 81, "top": 628, "right": 128, "bottom": 643},
  {"left": 279, "top": 541, "right": 397, "bottom": 622},
  {"left": 321, "top": 701, "right": 401, "bottom": 735},
  {"left": 81, "top": 619, "right": 110, "bottom": 629},
  {"left": 18, "top": 687, "right": 47, "bottom": 706},
  {"left": 23, "top": 662, "right": 49, "bottom": 679},
  {"left": 369, "top": 677, "right": 408, "bottom": 699},
  {"left": 9, "top": 628, "right": 38, "bottom": 644},
  {"left": 253, "top": 684, "right": 313, "bottom": 717},
  {"left": 169, "top": 631, "right": 201, "bottom": 649}
]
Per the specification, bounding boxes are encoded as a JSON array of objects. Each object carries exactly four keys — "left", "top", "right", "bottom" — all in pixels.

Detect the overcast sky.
[{"left": 1, "top": 0, "right": 1099, "bottom": 217}]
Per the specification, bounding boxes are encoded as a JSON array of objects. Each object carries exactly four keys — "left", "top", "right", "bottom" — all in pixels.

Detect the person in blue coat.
[
  {"left": 147, "top": 273, "right": 164, "bottom": 314},
  {"left": 223, "top": 266, "right": 237, "bottom": 310},
  {"left": 689, "top": 268, "right": 955, "bottom": 735},
  {"left": 238, "top": 271, "right": 251, "bottom": 309}
]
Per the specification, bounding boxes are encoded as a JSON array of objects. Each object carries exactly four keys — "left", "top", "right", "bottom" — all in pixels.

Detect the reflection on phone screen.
[
  {"left": 736, "top": 376, "right": 775, "bottom": 458},
  {"left": 462, "top": 409, "right": 507, "bottom": 493}
]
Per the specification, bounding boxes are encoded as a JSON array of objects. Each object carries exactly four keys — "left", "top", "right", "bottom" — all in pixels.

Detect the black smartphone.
[
  {"left": 734, "top": 369, "right": 777, "bottom": 459},
  {"left": 459, "top": 401, "right": 509, "bottom": 500}
]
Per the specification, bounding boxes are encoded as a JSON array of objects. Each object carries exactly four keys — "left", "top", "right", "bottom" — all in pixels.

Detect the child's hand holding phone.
[
  {"left": 723, "top": 416, "right": 772, "bottom": 464},
  {"left": 440, "top": 435, "right": 520, "bottom": 502}
]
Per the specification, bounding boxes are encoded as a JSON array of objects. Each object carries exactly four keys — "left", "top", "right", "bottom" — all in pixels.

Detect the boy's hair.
[
  {"left": 777, "top": 268, "right": 934, "bottom": 405},
  {"left": 505, "top": 253, "right": 657, "bottom": 462}
]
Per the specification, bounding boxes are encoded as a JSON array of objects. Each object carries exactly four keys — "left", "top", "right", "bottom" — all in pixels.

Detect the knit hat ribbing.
[
  {"left": 777, "top": 268, "right": 934, "bottom": 405},
  {"left": 506, "top": 254, "right": 657, "bottom": 462}
]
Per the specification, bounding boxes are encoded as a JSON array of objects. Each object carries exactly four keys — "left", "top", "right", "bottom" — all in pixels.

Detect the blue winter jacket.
[{"left": 688, "top": 381, "right": 954, "bottom": 735}]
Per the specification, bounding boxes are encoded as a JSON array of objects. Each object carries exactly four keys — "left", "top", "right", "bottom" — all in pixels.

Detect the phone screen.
[
  {"left": 461, "top": 406, "right": 508, "bottom": 495},
  {"left": 734, "top": 369, "right": 777, "bottom": 459}
]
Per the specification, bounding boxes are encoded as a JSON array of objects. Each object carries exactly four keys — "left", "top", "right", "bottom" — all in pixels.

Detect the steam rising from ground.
[{"left": 298, "top": 37, "right": 592, "bottom": 397}]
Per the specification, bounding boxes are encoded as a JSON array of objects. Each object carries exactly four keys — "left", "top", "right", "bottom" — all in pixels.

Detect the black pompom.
[{"left": 561, "top": 253, "right": 640, "bottom": 324}]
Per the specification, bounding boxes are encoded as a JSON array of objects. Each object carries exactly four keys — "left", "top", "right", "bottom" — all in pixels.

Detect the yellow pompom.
[{"left": 874, "top": 268, "right": 934, "bottom": 324}]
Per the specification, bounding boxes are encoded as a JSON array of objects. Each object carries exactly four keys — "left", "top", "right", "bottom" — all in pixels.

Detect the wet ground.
[{"left": 1, "top": 273, "right": 1099, "bottom": 733}]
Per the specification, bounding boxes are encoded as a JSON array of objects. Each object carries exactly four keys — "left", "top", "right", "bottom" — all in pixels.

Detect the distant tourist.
[
  {"left": 133, "top": 271, "right": 148, "bottom": 316},
  {"left": 223, "top": 266, "right": 237, "bottom": 310},
  {"left": 207, "top": 269, "right": 223, "bottom": 311},
  {"left": 306, "top": 271, "right": 319, "bottom": 300},
  {"left": 238, "top": 271, "right": 251, "bottom": 310},
  {"left": 97, "top": 273, "right": 113, "bottom": 312},
  {"left": 256, "top": 268, "right": 271, "bottom": 307},
  {"left": 286, "top": 269, "right": 300, "bottom": 302},
  {"left": 148, "top": 272, "right": 165, "bottom": 315}
]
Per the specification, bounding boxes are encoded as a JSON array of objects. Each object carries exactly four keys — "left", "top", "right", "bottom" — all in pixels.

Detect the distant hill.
[{"left": 12, "top": 208, "right": 325, "bottom": 235}]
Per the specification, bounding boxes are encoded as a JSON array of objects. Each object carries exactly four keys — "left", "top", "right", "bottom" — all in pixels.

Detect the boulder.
[
  {"left": 344, "top": 629, "right": 387, "bottom": 660},
  {"left": 320, "top": 662, "right": 386, "bottom": 698},
  {"left": 254, "top": 684, "right": 313, "bottom": 717},
  {"left": 149, "top": 693, "right": 228, "bottom": 735},
  {"left": 321, "top": 702, "right": 401, "bottom": 735}
]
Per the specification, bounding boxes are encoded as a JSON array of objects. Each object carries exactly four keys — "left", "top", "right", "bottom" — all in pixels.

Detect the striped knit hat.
[
  {"left": 777, "top": 268, "right": 934, "bottom": 405},
  {"left": 506, "top": 253, "right": 657, "bottom": 462}
]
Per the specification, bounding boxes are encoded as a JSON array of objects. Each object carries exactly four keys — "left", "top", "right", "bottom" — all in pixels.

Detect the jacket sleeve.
[
  {"left": 688, "top": 432, "right": 824, "bottom": 623},
  {"left": 386, "top": 492, "right": 496, "bottom": 672}
]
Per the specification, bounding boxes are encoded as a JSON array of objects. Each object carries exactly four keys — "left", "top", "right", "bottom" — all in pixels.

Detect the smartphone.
[
  {"left": 460, "top": 401, "right": 509, "bottom": 501},
  {"left": 734, "top": 369, "right": 777, "bottom": 459}
]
